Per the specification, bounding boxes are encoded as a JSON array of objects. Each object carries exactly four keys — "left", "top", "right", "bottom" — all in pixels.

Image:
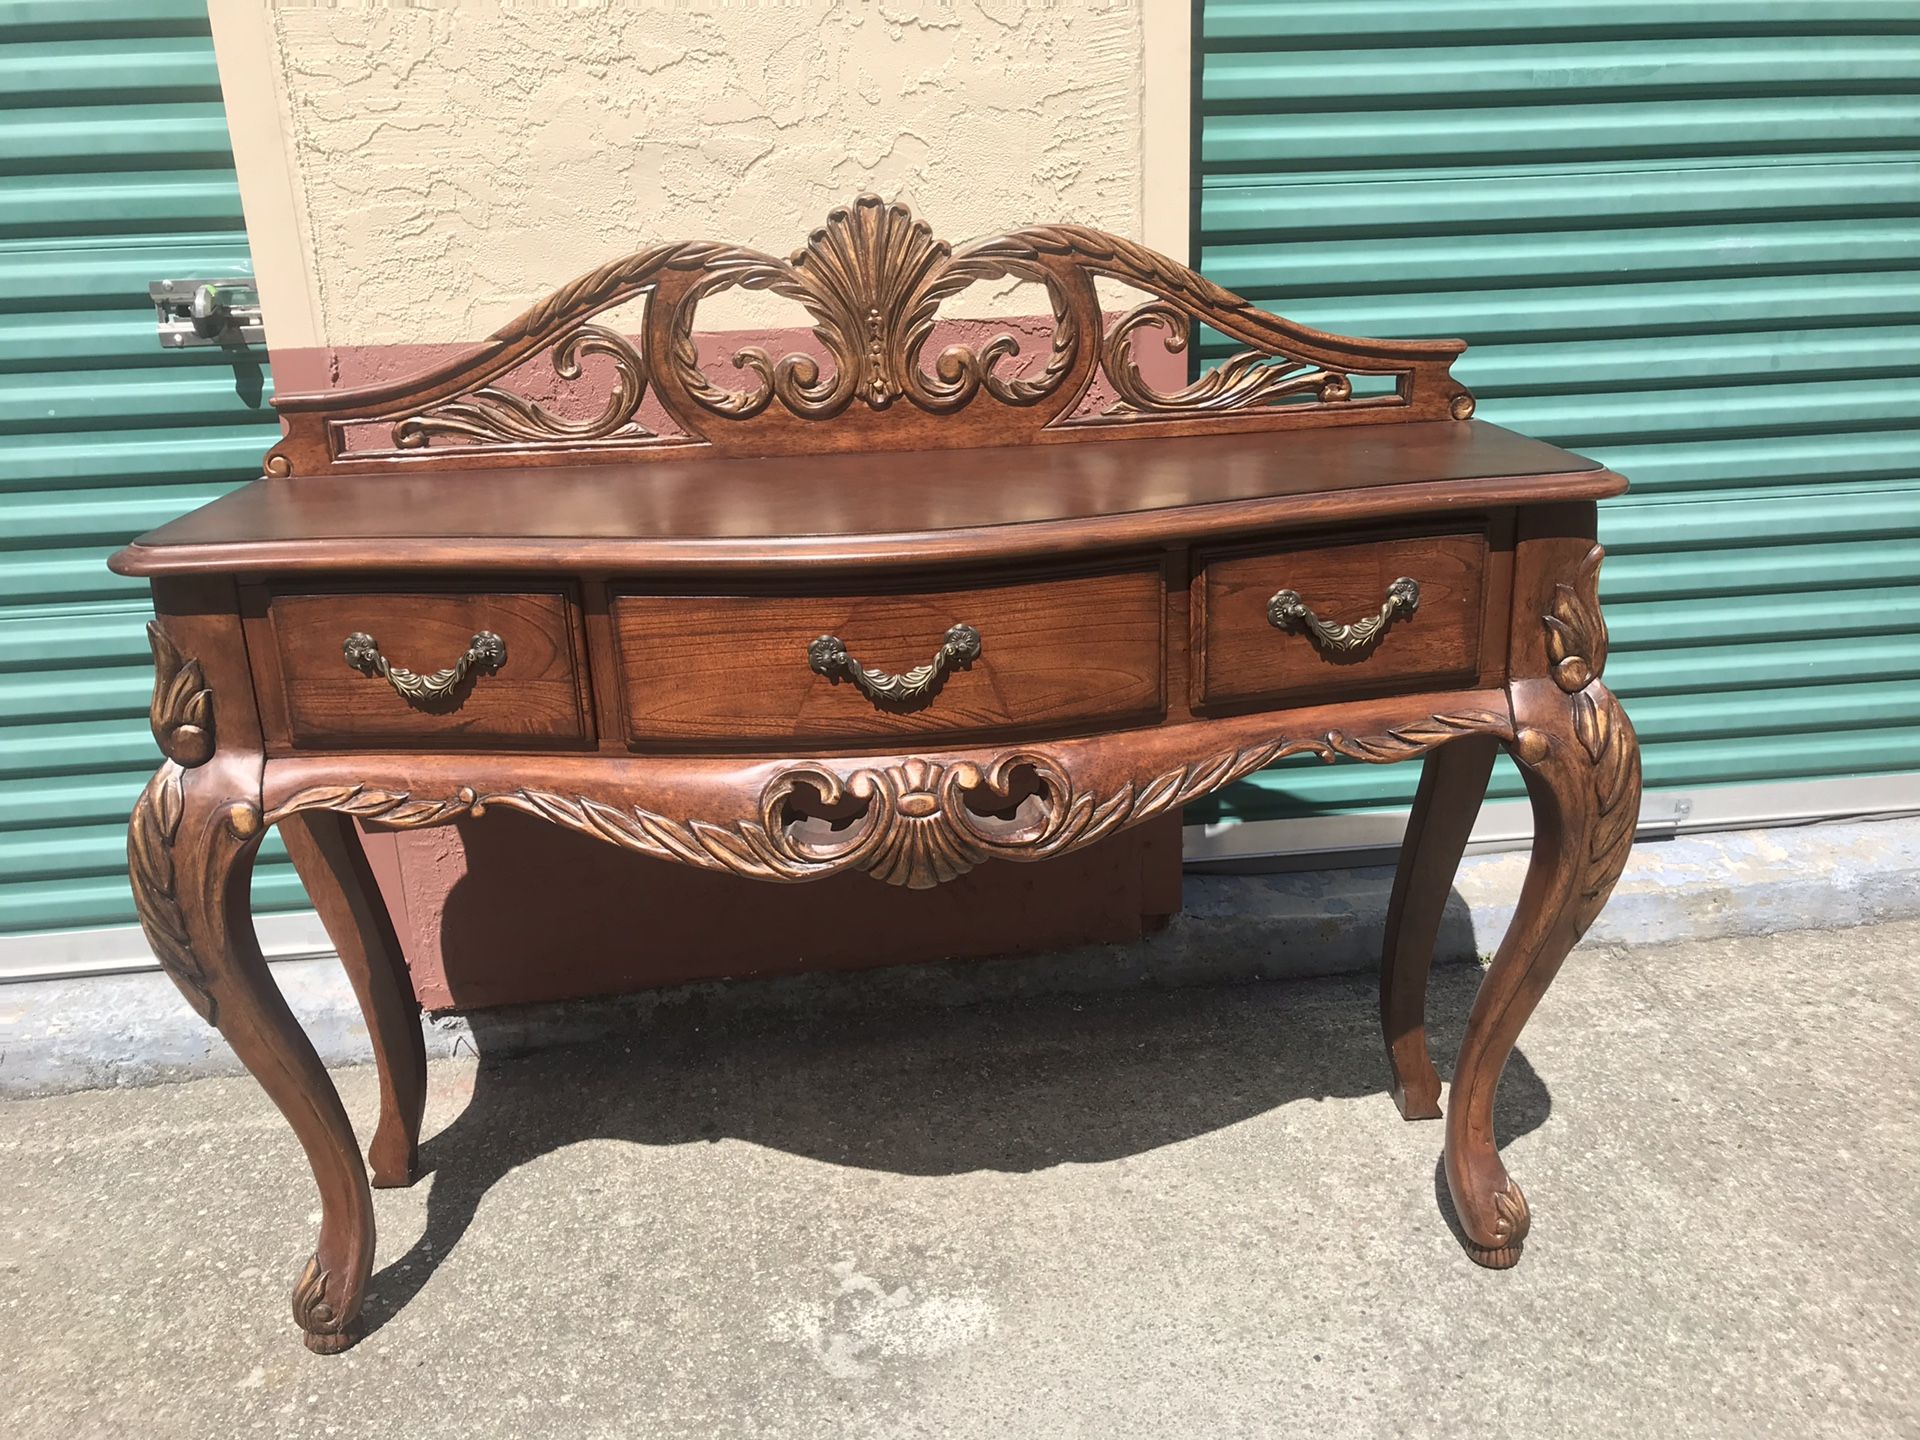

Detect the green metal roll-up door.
[
  {"left": 1189, "top": 0, "right": 1920, "bottom": 842},
  {"left": 0, "top": 0, "right": 303, "bottom": 970}
]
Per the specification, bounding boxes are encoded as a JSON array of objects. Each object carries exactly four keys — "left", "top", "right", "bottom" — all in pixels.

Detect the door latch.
[{"left": 150, "top": 279, "right": 264, "bottom": 348}]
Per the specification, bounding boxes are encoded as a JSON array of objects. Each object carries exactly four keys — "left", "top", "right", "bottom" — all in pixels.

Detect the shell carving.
[
  {"left": 783, "top": 197, "right": 948, "bottom": 409},
  {"left": 274, "top": 194, "right": 1472, "bottom": 474},
  {"left": 263, "top": 712, "right": 1512, "bottom": 892},
  {"left": 667, "top": 195, "right": 1080, "bottom": 422},
  {"left": 766, "top": 755, "right": 1064, "bottom": 889}
]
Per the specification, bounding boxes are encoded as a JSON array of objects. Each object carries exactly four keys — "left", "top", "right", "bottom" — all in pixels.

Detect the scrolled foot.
[
  {"left": 1460, "top": 1177, "right": 1530, "bottom": 1269},
  {"left": 293, "top": 1254, "right": 360, "bottom": 1355}
]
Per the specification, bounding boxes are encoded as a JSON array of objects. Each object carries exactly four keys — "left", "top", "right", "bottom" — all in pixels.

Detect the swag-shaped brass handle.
[
  {"left": 808, "top": 623, "right": 981, "bottom": 705},
  {"left": 1267, "top": 577, "right": 1419, "bottom": 656},
  {"left": 342, "top": 630, "right": 506, "bottom": 702}
]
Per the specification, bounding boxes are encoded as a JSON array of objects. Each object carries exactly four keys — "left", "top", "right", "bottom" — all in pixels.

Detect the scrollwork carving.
[
  {"left": 392, "top": 323, "right": 652, "bottom": 449},
  {"left": 664, "top": 196, "right": 1082, "bottom": 423},
  {"left": 275, "top": 194, "right": 1469, "bottom": 470},
  {"left": 771, "top": 756, "right": 1050, "bottom": 889},
  {"left": 264, "top": 711, "right": 1510, "bottom": 892},
  {"left": 898, "top": 237, "right": 1081, "bottom": 413},
  {"left": 1102, "top": 301, "right": 1352, "bottom": 415}
]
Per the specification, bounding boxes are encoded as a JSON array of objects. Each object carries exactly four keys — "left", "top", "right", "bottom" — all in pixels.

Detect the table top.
[{"left": 112, "top": 420, "right": 1618, "bottom": 578}]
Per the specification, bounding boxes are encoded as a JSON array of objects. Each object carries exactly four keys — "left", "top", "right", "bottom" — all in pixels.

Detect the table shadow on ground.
[{"left": 354, "top": 953, "right": 1548, "bottom": 1337}]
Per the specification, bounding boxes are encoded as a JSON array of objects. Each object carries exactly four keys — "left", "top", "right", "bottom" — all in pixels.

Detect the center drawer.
[{"left": 611, "top": 563, "right": 1165, "bottom": 748}]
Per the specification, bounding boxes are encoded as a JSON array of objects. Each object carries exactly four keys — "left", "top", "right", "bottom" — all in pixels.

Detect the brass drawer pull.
[
  {"left": 808, "top": 622, "right": 981, "bottom": 704},
  {"left": 1268, "top": 577, "right": 1419, "bottom": 656},
  {"left": 343, "top": 630, "right": 506, "bottom": 701}
]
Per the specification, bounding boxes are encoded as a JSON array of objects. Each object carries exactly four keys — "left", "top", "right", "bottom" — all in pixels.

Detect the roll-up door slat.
[
  {"left": 0, "top": 1, "right": 296, "bottom": 950},
  {"left": 1195, "top": 2, "right": 1920, "bottom": 830}
]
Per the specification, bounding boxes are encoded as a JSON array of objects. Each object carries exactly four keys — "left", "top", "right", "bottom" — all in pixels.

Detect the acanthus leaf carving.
[
  {"left": 263, "top": 711, "right": 1511, "bottom": 893},
  {"left": 897, "top": 235, "right": 1080, "bottom": 413},
  {"left": 128, "top": 761, "right": 214, "bottom": 1023},
  {"left": 132, "top": 627, "right": 219, "bottom": 1022},
  {"left": 291, "top": 1254, "right": 351, "bottom": 1352},
  {"left": 291, "top": 1255, "right": 339, "bottom": 1331},
  {"left": 1101, "top": 300, "right": 1352, "bottom": 415},
  {"left": 1569, "top": 685, "right": 1641, "bottom": 935},
  {"left": 1532, "top": 544, "right": 1642, "bottom": 939},
  {"left": 1545, "top": 544, "right": 1609, "bottom": 694},
  {"left": 488, "top": 241, "right": 709, "bottom": 345},
  {"left": 1465, "top": 1177, "right": 1533, "bottom": 1268},
  {"left": 392, "top": 324, "right": 652, "bottom": 449},
  {"left": 304, "top": 194, "right": 1468, "bottom": 466},
  {"left": 147, "top": 621, "right": 213, "bottom": 767}
]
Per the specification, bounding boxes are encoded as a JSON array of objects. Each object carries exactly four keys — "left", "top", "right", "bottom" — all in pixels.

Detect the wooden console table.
[{"left": 113, "top": 196, "right": 1639, "bottom": 1352}]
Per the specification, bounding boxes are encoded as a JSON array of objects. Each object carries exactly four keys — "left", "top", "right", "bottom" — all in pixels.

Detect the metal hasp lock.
[{"left": 150, "top": 278, "right": 264, "bottom": 348}]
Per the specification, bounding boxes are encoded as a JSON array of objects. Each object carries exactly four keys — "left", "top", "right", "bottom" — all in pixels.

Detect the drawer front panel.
[
  {"left": 263, "top": 589, "right": 592, "bottom": 747},
  {"left": 1196, "top": 529, "right": 1488, "bottom": 709},
  {"left": 612, "top": 565, "right": 1165, "bottom": 748}
]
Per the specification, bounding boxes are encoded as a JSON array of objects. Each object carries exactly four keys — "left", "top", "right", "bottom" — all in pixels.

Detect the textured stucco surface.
[{"left": 265, "top": 1, "right": 1145, "bottom": 345}]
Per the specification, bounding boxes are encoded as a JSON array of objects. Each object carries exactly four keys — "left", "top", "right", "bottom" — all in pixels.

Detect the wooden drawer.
[
  {"left": 256, "top": 587, "right": 593, "bottom": 748},
  {"left": 1194, "top": 528, "right": 1490, "bottom": 710},
  {"left": 611, "top": 564, "right": 1165, "bottom": 748}
]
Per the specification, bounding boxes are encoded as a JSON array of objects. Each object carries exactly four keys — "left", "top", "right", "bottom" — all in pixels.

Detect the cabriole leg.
[
  {"left": 281, "top": 811, "right": 427, "bottom": 1188},
  {"left": 1445, "top": 677, "right": 1639, "bottom": 1267},
  {"left": 130, "top": 757, "right": 375, "bottom": 1352},
  {"left": 1380, "top": 734, "right": 1497, "bottom": 1120}
]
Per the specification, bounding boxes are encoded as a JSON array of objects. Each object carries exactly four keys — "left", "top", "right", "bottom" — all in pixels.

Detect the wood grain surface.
[
  {"left": 115, "top": 197, "right": 1643, "bottom": 1353},
  {"left": 1194, "top": 528, "right": 1489, "bottom": 710},
  {"left": 612, "top": 565, "right": 1164, "bottom": 748},
  {"left": 258, "top": 588, "right": 592, "bottom": 748},
  {"left": 110, "top": 423, "right": 1618, "bottom": 579}
]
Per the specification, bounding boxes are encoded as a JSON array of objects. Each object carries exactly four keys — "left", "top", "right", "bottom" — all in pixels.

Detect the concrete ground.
[{"left": 3, "top": 921, "right": 1917, "bottom": 1439}]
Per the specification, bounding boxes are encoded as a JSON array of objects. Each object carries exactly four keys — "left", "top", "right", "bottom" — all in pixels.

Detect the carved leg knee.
[
  {"left": 1445, "top": 678, "right": 1638, "bottom": 1266},
  {"left": 131, "top": 757, "right": 376, "bottom": 1351}
]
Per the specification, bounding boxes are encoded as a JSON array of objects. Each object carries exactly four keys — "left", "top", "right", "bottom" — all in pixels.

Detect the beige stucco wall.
[{"left": 215, "top": 1, "right": 1175, "bottom": 352}]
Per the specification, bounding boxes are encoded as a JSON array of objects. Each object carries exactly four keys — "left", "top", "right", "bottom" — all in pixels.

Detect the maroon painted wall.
[{"left": 360, "top": 814, "right": 1182, "bottom": 1011}]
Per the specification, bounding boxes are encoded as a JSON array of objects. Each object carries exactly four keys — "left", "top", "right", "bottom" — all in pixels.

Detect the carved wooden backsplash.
[{"left": 266, "top": 194, "right": 1474, "bottom": 476}]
